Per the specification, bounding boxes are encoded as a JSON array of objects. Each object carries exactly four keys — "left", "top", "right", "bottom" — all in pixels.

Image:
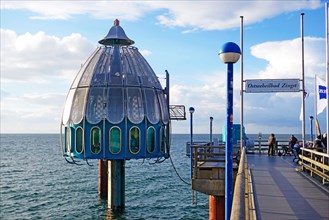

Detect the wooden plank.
[
  {"left": 299, "top": 155, "right": 329, "bottom": 171},
  {"left": 300, "top": 162, "right": 329, "bottom": 181}
]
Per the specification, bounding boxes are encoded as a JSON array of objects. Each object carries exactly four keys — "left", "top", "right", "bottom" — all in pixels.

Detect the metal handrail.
[
  {"left": 191, "top": 145, "right": 240, "bottom": 180},
  {"left": 230, "top": 147, "right": 257, "bottom": 220},
  {"left": 231, "top": 147, "right": 246, "bottom": 220},
  {"left": 248, "top": 139, "right": 292, "bottom": 154}
]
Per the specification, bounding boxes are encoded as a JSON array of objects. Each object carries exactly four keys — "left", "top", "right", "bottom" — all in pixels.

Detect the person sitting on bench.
[{"left": 313, "top": 135, "right": 326, "bottom": 162}]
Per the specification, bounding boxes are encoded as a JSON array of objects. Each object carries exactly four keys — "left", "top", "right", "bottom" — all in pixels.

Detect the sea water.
[{"left": 0, "top": 133, "right": 302, "bottom": 219}]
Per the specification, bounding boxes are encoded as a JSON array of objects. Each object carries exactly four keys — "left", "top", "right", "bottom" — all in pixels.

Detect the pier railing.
[
  {"left": 231, "top": 147, "right": 257, "bottom": 220},
  {"left": 299, "top": 148, "right": 329, "bottom": 184},
  {"left": 187, "top": 139, "right": 293, "bottom": 155},
  {"left": 190, "top": 144, "right": 240, "bottom": 196},
  {"left": 247, "top": 139, "right": 290, "bottom": 154}
]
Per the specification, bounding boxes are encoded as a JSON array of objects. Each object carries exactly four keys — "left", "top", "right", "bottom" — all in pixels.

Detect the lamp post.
[
  {"left": 309, "top": 116, "right": 314, "bottom": 142},
  {"left": 189, "top": 107, "right": 195, "bottom": 179},
  {"left": 218, "top": 42, "right": 241, "bottom": 220},
  {"left": 210, "top": 117, "right": 214, "bottom": 146}
]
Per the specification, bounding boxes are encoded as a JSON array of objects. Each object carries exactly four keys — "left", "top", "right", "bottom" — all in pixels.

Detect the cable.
[{"left": 169, "top": 155, "right": 191, "bottom": 186}]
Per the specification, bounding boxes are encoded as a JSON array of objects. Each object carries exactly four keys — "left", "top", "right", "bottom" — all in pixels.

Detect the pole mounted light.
[
  {"left": 189, "top": 107, "right": 195, "bottom": 179},
  {"left": 218, "top": 42, "right": 241, "bottom": 220}
]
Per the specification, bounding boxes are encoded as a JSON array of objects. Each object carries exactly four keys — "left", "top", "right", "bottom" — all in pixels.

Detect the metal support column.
[
  {"left": 98, "top": 160, "right": 108, "bottom": 199},
  {"left": 240, "top": 15, "right": 244, "bottom": 153},
  {"left": 108, "top": 160, "right": 125, "bottom": 211},
  {"left": 209, "top": 195, "right": 225, "bottom": 220}
]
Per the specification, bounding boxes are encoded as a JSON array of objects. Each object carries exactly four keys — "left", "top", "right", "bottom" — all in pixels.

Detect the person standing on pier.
[
  {"left": 289, "top": 135, "right": 298, "bottom": 151},
  {"left": 268, "top": 133, "right": 276, "bottom": 156}
]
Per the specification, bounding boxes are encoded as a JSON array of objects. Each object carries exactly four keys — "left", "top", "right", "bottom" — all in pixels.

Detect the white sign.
[{"left": 245, "top": 79, "right": 300, "bottom": 93}]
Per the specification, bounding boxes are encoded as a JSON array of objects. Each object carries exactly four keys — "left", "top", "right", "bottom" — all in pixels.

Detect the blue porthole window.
[
  {"left": 129, "top": 126, "right": 140, "bottom": 154},
  {"left": 109, "top": 127, "right": 121, "bottom": 154},
  {"left": 91, "top": 127, "right": 101, "bottom": 154},
  {"left": 65, "top": 127, "right": 71, "bottom": 153},
  {"left": 75, "top": 127, "right": 84, "bottom": 154},
  {"left": 160, "top": 127, "right": 166, "bottom": 153},
  {"left": 147, "top": 127, "right": 156, "bottom": 153}
]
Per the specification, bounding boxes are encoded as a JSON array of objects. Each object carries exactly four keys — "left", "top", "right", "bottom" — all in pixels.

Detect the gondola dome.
[{"left": 61, "top": 19, "right": 170, "bottom": 161}]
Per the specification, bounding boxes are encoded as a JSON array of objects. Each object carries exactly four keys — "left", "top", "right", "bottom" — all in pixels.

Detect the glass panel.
[
  {"left": 100, "top": 47, "right": 113, "bottom": 86},
  {"left": 86, "top": 87, "right": 105, "bottom": 124},
  {"left": 127, "top": 88, "right": 144, "bottom": 124},
  {"left": 108, "top": 46, "right": 123, "bottom": 85},
  {"left": 91, "top": 127, "right": 101, "bottom": 154},
  {"left": 129, "top": 127, "right": 140, "bottom": 154},
  {"left": 62, "top": 89, "right": 76, "bottom": 125},
  {"left": 144, "top": 89, "right": 160, "bottom": 124},
  {"left": 76, "top": 127, "right": 83, "bottom": 154},
  {"left": 78, "top": 48, "right": 103, "bottom": 87},
  {"left": 106, "top": 88, "right": 124, "bottom": 124},
  {"left": 71, "top": 88, "right": 88, "bottom": 124},
  {"left": 157, "top": 91, "right": 169, "bottom": 124},
  {"left": 90, "top": 62, "right": 106, "bottom": 86},
  {"left": 147, "top": 127, "right": 155, "bottom": 153},
  {"left": 91, "top": 47, "right": 111, "bottom": 86},
  {"left": 65, "top": 127, "right": 71, "bottom": 153},
  {"left": 71, "top": 47, "right": 101, "bottom": 89},
  {"left": 122, "top": 47, "right": 139, "bottom": 86},
  {"left": 135, "top": 49, "right": 162, "bottom": 89},
  {"left": 110, "top": 127, "right": 121, "bottom": 154}
]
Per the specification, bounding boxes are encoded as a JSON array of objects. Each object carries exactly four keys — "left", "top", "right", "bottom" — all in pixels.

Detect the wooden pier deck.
[{"left": 248, "top": 154, "right": 329, "bottom": 220}]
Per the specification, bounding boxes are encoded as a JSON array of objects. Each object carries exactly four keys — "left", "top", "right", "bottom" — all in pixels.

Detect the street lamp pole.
[
  {"left": 219, "top": 42, "right": 241, "bottom": 220},
  {"left": 189, "top": 107, "right": 195, "bottom": 179}
]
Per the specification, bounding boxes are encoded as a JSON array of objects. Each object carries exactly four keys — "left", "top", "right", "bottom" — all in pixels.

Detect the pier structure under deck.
[{"left": 189, "top": 144, "right": 240, "bottom": 219}]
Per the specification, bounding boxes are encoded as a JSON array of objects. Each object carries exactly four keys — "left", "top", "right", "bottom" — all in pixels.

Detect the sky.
[{"left": 1, "top": 0, "right": 328, "bottom": 136}]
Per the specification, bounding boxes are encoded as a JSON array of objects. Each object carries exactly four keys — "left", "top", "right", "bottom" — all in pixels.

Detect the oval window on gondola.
[
  {"left": 91, "top": 127, "right": 101, "bottom": 154},
  {"left": 129, "top": 127, "right": 140, "bottom": 154},
  {"left": 109, "top": 127, "right": 121, "bottom": 154},
  {"left": 76, "top": 127, "right": 84, "bottom": 154},
  {"left": 147, "top": 127, "right": 156, "bottom": 153}
]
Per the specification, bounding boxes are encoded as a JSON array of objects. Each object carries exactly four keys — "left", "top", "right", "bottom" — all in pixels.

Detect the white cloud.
[
  {"left": 154, "top": 1, "right": 322, "bottom": 30},
  {"left": 1, "top": 92, "right": 66, "bottom": 133},
  {"left": 1, "top": 1, "right": 322, "bottom": 30},
  {"left": 1, "top": 1, "right": 154, "bottom": 20},
  {"left": 1, "top": 29, "right": 95, "bottom": 83},
  {"left": 251, "top": 37, "right": 325, "bottom": 79},
  {"left": 139, "top": 49, "right": 152, "bottom": 56},
  {"left": 0, "top": 29, "right": 96, "bottom": 133}
]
